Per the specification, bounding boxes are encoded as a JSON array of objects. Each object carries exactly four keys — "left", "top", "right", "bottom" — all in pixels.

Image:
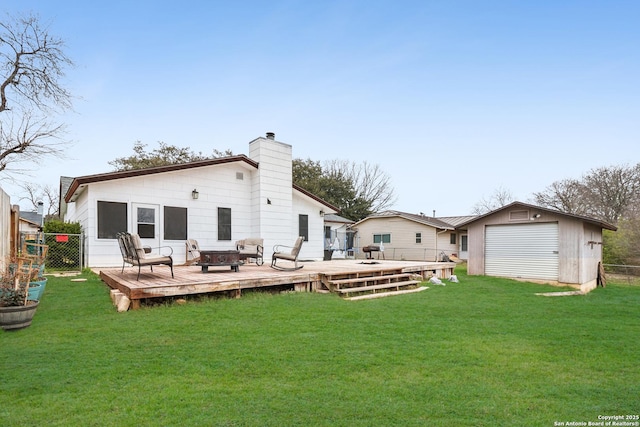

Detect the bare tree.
[
  {"left": 532, "top": 178, "right": 590, "bottom": 215},
  {"left": 352, "top": 161, "right": 397, "bottom": 213},
  {"left": 0, "top": 13, "right": 73, "bottom": 177},
  {"left": 531, "top": 163, "right": 640, "bottom": 225},
  {"left": 323, "top": 159, "right": 397, "bottom": 218},
  {"left": 471, "top": 186, "right": 515, "bottom": 214},
  {"left": 581, "top": 164, "right": 640, "bottom": 224},
  {"left": 19, "top": 182, "right": 59, "bottom": 216}
]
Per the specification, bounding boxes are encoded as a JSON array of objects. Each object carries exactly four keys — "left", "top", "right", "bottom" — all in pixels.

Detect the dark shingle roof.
[{"left": 20, "top": 211, "right": 42, "bottom": 225}]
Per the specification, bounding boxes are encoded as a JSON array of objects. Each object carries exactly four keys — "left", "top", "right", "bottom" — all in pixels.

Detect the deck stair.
[{"left": 322, "top": 269, "right": 424, "bottom": 300}]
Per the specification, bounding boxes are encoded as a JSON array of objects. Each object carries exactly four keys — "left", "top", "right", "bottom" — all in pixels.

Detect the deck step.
[
  {"left": 336, "top": 280, "right": 421, "bottom": 294},
  {"left": 328, "top": 273, "right": 413, "bottom": 286},
  {"left": 345, "top": 286, "right": 429, "bottom": 301}
]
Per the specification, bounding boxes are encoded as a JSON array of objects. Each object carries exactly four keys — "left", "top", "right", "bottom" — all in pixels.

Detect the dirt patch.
[{"left": 535, "top": 290, "right": 585, "bottom": 297}]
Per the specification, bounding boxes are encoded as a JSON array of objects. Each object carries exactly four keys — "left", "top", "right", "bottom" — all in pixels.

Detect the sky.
[{"left": 2, "top": 0, "right": 639, "bottom": 216}]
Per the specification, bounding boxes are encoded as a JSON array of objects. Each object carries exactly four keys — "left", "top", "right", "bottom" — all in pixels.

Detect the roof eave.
[
  {"left": 456, "top": 201, "right": 618, "bottom": 231},
  {"left": 292, "top": 184, "right": 340, "bottom": 213}
]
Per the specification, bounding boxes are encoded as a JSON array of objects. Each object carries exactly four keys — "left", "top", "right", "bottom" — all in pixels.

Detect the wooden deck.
[{"left": 99, "top": 259, "right": 456, "bottom": 309}]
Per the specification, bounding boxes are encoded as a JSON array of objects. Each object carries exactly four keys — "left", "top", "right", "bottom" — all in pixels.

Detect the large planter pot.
[
  {"left": 0, "top": 300, "right": 39, "bottom": 331},
  {"left": 28, "top": 277, "right": 48, "bottom": 301}
]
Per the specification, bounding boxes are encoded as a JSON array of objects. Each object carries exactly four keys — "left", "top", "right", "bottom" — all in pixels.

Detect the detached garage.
[{"left": 459, "top": 202, "right": 616, "bottom": 292}]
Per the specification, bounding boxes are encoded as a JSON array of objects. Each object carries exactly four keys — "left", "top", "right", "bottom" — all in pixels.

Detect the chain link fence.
[
  {"left": 20, "top": 232, "right": 84, "bottom": 274},
  {"left": 603, "top": 264, "right": 640, "bottom": 285}
]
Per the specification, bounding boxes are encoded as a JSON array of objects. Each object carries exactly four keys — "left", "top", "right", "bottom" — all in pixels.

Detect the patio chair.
[
  {"left": 236, "top": 238, "right": 264, "bottom": 265},
  {"left": 117, "top": 232, "right": 174, "bottom": 280},
  {"left": 271, "top": 236, "right": 304, "bottom": 271},
  {"left": 185, "top": 239, "right": 201, "bottom": 264}
]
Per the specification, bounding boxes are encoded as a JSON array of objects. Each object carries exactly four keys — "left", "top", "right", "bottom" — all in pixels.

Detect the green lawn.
[{"left": 1, "top": 267, "right": 638, "bottom": 426}]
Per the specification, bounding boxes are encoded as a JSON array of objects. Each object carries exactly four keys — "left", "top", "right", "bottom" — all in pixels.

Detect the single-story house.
[
  {"left": 351, "top": 210, "right": 470, "bottom": 261},
  {"left": 457, "top": 201, "right": 617, "bottom": 291},
  {"left": 62, "top": 133, "right": 338, "bottom": 267}
]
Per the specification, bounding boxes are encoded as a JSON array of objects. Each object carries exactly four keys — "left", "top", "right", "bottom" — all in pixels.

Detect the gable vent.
[
  {"left": 509, "top": 210, "right": 529, "bottom": 221},
  {"left": 236, "top": 172, "right": 244, "bottom": 180}
]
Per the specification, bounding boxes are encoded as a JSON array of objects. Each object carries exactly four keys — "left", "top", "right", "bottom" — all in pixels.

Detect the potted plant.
[
  {"left": 27, "top": 276, "right": 47, "bottom": 301},
  {"left": 0, "top": 258, "right": 41, "bottom": 331}
]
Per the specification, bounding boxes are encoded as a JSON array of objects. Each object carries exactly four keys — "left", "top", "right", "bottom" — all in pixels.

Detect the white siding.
[
  {"left": 292, "top": 192, "right": 326, "bottom": 261},
  {"left": 249, "top": 138, "right": 294, "bottom": 254}
]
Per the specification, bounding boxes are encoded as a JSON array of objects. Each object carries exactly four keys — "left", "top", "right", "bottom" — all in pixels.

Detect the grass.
[{"left": 1, "top": 266, "right": 639, "bottom": 426}]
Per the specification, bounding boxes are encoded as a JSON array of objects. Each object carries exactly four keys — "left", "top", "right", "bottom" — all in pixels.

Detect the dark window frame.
[
  {"left": 299, "top": 214, "right": 309, "bottom": 241},
  {"left": 97, "top": 201, "right": 127, "bottom": 239},
  {"left": 461, "top": 235, "right": 468, "bottom": 252},
  {"left": 373, "top": 233, "right": 391, "bottom": 244},
  {"left": 218, "top": 207, "right": 232, "bottom": 241},
  {"left": 164, "top": 206, "right": 188, "bottom": 240},
  {"left": 136, "top": 206, "right": 156, "bottom": 238},
  {"left": 324, "top": 225, "right": 331, "bottom": 239}
]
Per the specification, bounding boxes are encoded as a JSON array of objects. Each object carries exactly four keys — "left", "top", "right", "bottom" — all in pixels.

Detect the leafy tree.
[
  {"left": 0, "top": 13, "right": 73, "bottom": 177},
  {"left": 292, "top": 158, "right": 325, "bottom": 194},
  {"left": 293, "top": 158, "right": 396, "bottom": 221},
  {"left": 293, "top": 158, "right": 358, "bottom": 216},
  {"left": 108, "top": 141, "right": 232, "bottom": 171},
  {"left": 603, "top": 218, "right": 640, "bottom": 266}
]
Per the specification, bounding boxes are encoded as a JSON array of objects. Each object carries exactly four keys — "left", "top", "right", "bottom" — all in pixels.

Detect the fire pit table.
[
  {"left": 197, "top": 250, "right": 242, "bottom": 273},
  {"left": 362, "top": 245, "right": 385, "bottom": 260}
]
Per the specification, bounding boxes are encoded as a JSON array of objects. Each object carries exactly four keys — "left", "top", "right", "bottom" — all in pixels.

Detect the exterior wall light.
[{"left": 192, "top": 189, "right": 199, "bottom": 200}]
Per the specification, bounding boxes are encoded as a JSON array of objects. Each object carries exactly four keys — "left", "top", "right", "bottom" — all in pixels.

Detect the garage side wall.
[{"left": 580, "top": 223, "right": 604, "bottom": 292}]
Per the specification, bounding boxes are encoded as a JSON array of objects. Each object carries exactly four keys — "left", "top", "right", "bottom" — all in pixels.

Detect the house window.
[
  {"left": 373, "top": 233, "right": 391, "bottom": 244},
  {"left": 416, "top": 233, "right": 422, "bottom": 244},
  {"left": 137, "top": 207, "right": 156, "bottom": 238},
  {"left": 461, "top": 235, "right": 468, "bottom": 252},
  {"left": 450, "top": 233, "right": 457, "bottom": 245},
  {"left": 164, "top": 206, "right": 187, "bottom": 240},
  {"left": 299, "top": 214, "right": 309, "bottom": 241},
  {"left": 97, "top": 201, "right": 127, "bottom": 239},
  {"left": 218, "top": 207, "right": 231, "bottom": 241}
]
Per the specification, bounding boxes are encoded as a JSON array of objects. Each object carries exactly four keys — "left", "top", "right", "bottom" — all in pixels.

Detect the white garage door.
[{"left": 485, "top": 223, "right": 559, "bottom": 281}]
